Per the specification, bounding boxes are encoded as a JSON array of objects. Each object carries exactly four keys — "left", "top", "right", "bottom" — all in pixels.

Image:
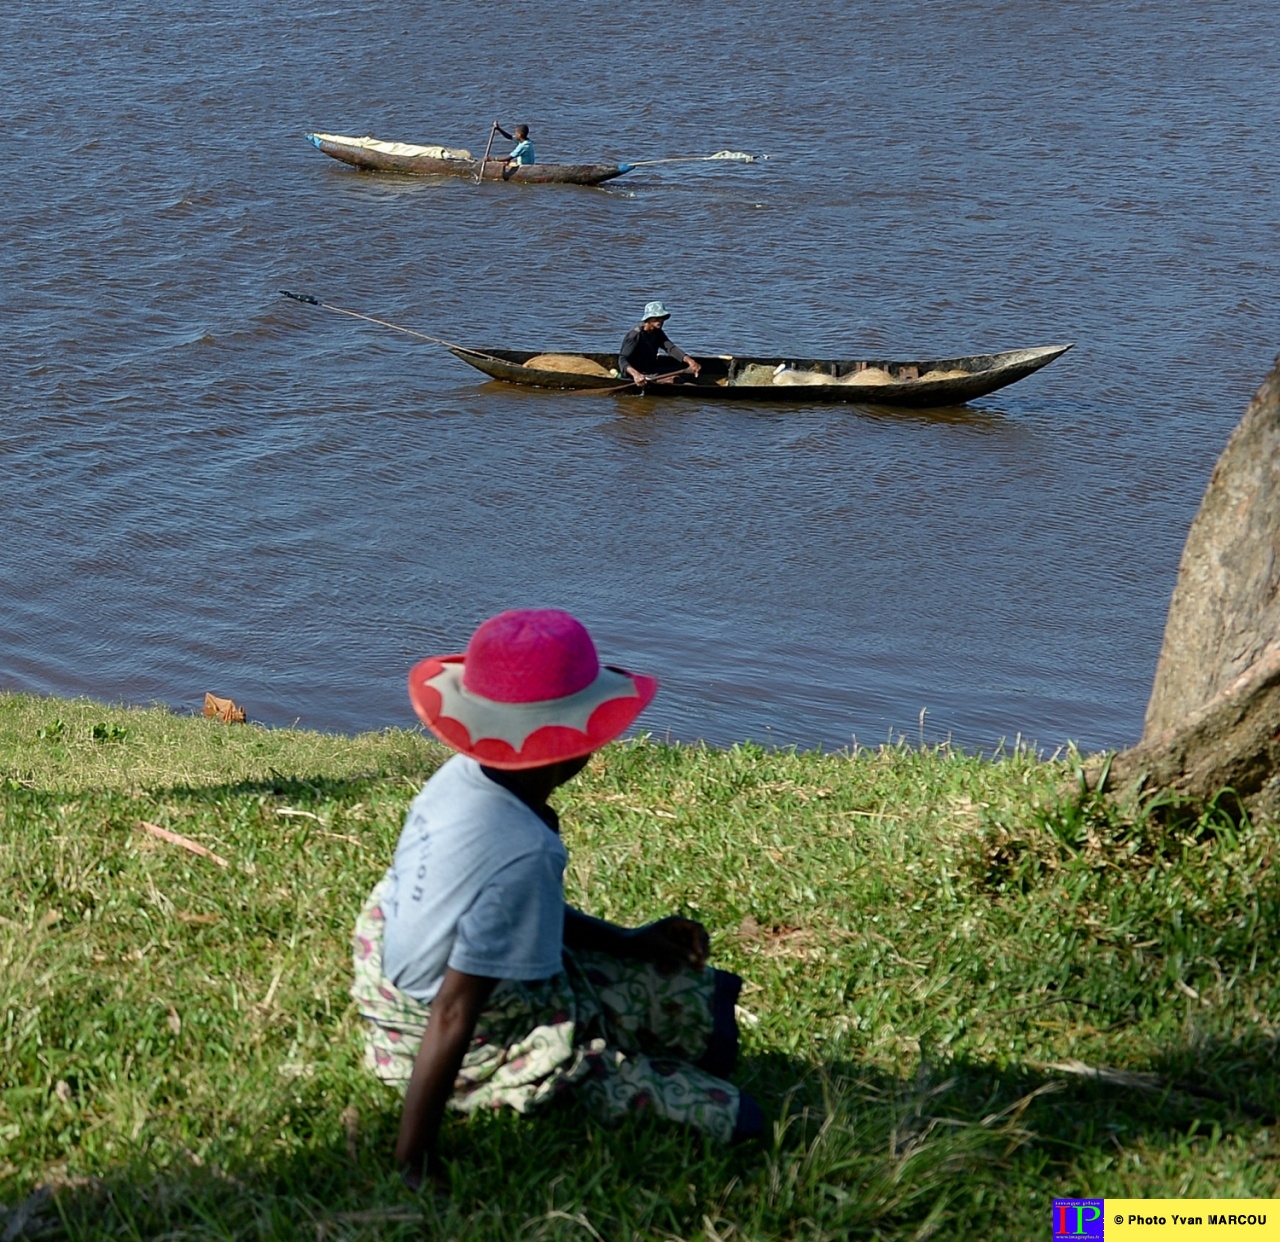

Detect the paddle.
[
  {"left": 475, "top": 121, "right": 500, "bottom": 184},
  {"left": 600, "top": 365, "right": 697, "bottom": 395}
]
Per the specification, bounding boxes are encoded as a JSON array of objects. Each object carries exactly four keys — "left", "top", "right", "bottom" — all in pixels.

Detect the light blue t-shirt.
[
  {"left": 380, "top": 754, "right": 567, "bottom": 1002},
  {"left": 508, "top": 139, "right": 535, "bottom": 165}
]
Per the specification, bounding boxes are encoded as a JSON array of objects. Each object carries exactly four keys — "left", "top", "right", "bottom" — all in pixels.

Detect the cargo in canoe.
[
  {"left": 445, "top": 343, "right": 1073, "bottom": 407},
  {"left": 305, "top": 132, "right": 630, "bottom": 186}
]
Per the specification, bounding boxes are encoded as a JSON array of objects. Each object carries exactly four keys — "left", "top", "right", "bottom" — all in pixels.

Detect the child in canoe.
[
  {"left": 495, "top": 122, "right": 534, "bottom": 165},
  {"left": 351, "top": 608, "right": 761, "bottom": 1188}
]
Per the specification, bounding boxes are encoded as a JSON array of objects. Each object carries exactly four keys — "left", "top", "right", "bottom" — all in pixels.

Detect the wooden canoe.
[
  {"left": 445, "top": 343, "right": 1073, "bottom": 406},
  {"left": 305, "top": 132, "right": 629, "bottom": 186}
]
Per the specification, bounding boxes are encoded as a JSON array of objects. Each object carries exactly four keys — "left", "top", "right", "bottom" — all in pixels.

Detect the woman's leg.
[
  {"left": 564, "top": 948, "right": 752, "bottom": 1142},
  {"left": 567, "top": 947, "right": 742, "bottom": 1066},
  {"left": 576, "top": 1047, "right": 743, "bottom": 1143}
]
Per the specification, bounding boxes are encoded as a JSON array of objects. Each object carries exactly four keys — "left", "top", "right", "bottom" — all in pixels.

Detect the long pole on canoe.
[
  {"left": 475, "top": 122, "right": 499, "bottom": 184},
  {"left": 280, "top": 290, "right": 457, "bottom": 347},
  {"left": 278, "top": 290, "right": 514, "bottom": 370}
]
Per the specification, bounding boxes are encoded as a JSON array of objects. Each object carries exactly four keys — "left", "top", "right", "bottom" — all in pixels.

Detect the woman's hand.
[
  {"left": 401, "top": 1152, "right": 449, "bottom": 1194},
  {"left": 631, "top": 916, "right": 710, "bottom": 973},
  {"left": 565, "top": 908, "right": 710, "bottom": 971}
]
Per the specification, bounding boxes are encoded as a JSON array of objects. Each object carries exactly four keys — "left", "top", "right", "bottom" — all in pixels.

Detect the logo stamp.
[{"left": 1053, "top": 1199, "right": 1106, "bottom": 1239}]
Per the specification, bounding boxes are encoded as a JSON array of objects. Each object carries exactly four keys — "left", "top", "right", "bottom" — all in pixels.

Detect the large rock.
[{"left": 1088, "top": 354, "right": 1280, "bottom": 813}]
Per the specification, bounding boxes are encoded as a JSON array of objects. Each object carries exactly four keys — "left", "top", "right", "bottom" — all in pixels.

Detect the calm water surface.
[{"left": 3, "top": 1, "right": 1279, "bottom": 753}]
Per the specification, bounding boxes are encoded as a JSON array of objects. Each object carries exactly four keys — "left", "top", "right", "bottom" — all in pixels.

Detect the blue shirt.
[
  {"left": 508, "top": 139, "right": 535, "bottom": 165},
  {"left": 380, "top": 755, "right": 567, "bottom": 1001}
]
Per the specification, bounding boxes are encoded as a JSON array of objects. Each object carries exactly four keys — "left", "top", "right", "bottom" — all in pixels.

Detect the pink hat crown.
[{"left": 462, "top": 609, "right": 600, "bottom": 704}]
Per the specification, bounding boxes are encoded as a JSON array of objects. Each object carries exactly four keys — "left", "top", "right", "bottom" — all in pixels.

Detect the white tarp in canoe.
[{"left": 312, "top": 133, "right": 472, "bottom": 161}]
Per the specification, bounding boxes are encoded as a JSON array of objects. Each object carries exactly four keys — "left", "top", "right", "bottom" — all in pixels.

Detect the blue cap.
[{"left": 643, "top": 301, "right": 670, "bottom": 320}]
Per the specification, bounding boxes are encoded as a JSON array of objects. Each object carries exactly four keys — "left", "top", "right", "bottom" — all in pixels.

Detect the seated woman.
[{"left": 352, "top": 608, "right": 761, "bottom": 1189}]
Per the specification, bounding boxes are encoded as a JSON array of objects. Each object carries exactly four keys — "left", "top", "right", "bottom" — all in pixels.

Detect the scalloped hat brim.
[{"left": 408, "top": 655, "right": 658, "bottom": 769}]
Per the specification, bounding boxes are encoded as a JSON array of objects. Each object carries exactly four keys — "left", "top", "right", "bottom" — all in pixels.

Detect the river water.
[{"left": 3, "top": 1, "right": 1278, "bottom": 754}]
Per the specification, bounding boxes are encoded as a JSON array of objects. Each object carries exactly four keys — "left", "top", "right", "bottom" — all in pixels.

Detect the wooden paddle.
[
  {"left": 475, "top": 122, "right": 500, "bottom": 184},
  {"left": 600, "top": 365, "right": 697, "bottom": 395}
]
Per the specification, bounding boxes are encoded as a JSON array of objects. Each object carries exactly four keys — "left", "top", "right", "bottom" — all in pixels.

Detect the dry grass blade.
[
  {"left": 312, "top": 1204, "right": 425, "bottom": 1239},
  {"left": 137, "top": 820, "right": 230, "bottom": 868},
  {"left": 540, "top": 1210, "right": 606, "bottom": 1241},
  {"left": 1043, "top": 1059, "right": 1161, "bottom": 1090},
  {"left": 328, "top": 1206, "right": 422, "bottom": 1223},
  {"left": 340, "top": 1105, "right": 359, "bottom": 1162}
]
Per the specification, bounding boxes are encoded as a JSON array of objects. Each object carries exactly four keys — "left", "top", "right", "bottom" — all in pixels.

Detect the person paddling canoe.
[
  {"left": 494, "top": 122, "right": 535, "bottom": 165},
  {"left": 618, "top": 301, "right": 702, "bottom": 387}
]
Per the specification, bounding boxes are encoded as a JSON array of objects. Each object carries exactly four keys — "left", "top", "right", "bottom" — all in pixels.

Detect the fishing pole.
[
  {"left": 279, "top": 291, "right": 519, "bottom": 370},
  {"left": 280, "top": 289, "right": 458, "bottom": 347},
  {"left": 475, "top": 121, "right": 500, "bottom": 185}
]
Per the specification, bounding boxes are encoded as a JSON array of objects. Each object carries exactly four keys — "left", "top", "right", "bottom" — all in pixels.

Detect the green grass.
[{"left": 1, "top": 691, "right": 1277, "bottom": 1239}]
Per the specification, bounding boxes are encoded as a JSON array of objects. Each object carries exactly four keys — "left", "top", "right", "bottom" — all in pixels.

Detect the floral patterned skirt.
[{"left": 351, "top": 878, "right": 742, "bottom": 1143}]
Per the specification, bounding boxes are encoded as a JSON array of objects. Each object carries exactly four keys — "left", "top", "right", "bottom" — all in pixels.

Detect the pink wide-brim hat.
[{"left": 408, "top": 609, "right": 658, "bottom": 770}]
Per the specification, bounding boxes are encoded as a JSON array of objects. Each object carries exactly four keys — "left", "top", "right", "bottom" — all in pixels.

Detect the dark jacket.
[{"left": 618, "top": 325, "right": 690, "bottom": 376}]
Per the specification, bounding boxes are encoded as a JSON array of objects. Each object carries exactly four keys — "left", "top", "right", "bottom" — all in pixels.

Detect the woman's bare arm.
[
  {"left": 564, "top": 907, "right": 709, "bottom": 972},
  {"left": 395, "top": 966, "right": 497, "bottom": 1189}
]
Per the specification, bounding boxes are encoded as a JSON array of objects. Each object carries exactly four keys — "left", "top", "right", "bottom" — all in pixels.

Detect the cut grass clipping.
[{"left": 1, "top": 692, "right": 1277, "bottom": 1239}]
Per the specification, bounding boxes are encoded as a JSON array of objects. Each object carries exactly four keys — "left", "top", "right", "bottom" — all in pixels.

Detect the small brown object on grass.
[
  {"left": 138, "top": 820, "right": 230, "bottom": 868},
  {"left": 174, "top": 911, "right": 220, "bottom": 925},
  {"left": 203, "top": 692, "right": 246, "bottom": 723}
]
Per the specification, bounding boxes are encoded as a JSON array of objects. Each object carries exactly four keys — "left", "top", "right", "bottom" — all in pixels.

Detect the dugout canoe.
[
  {"left": 305, "top": 132, "right": 629, "bottom": 186},
  {"left": 445, "top": 343, "right": 1073, "bottom": 406}
]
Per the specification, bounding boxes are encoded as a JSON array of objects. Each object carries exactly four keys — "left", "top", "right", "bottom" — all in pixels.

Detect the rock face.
[
  {"left": 1089, "top": 354, "right": 1280, "bottom": 813},
  {"left": 1145, "top": 357, "right": 1280, "bottom": 736}
]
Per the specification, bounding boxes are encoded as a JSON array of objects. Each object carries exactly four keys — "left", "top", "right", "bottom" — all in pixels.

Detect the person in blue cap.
[{"left": 618, "top": 302, "right": 702, "bottom": 387}]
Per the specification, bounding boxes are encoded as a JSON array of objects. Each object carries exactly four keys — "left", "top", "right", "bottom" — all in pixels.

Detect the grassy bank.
[{"left": 1, "top": 692, "right": 1277, "bottom": 1240}]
